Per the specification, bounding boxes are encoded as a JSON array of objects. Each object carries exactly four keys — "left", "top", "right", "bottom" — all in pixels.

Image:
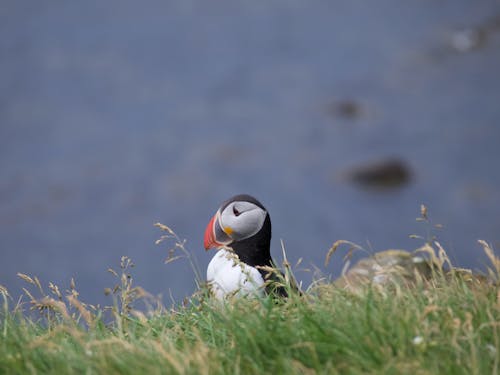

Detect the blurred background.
[{"left": 1, "top": 1, "right": 499, "bottom": 306}]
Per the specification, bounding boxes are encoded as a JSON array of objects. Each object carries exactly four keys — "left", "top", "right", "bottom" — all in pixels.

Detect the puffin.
[{"left": 203, "top": 194, "right": 287, "bottom": 299}]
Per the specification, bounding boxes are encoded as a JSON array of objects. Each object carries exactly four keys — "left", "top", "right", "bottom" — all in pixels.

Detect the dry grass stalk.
[
  {"left": 324, "top": 240, "right": 364, "bottom": 267},
  {"left": 37, "top": 297, "right": 71, "bottom": 321},
  {"left": 48, "top": 282, "right": 62, "bottom": 300},
  {"left": 155, "top": 222, "right": 203, "bottom": 286},
  {"left": 17, "top": 273, "right": 35, "bottom": 285},
  {"left": 420, "top": 204, "right": 428, "bottom": 220},
  {"left": 0, "top": 284, "right": 9, "bottom": 298},
  {"left": 478, "top": 240, "right": 500, "bottom": 281},
  {"left": 67, "top": 294, "right": 94, "bottom": 327}
]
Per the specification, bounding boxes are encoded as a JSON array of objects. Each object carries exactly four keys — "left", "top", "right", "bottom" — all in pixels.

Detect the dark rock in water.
[
  {"left": 327, "top": 99, "right": 363, "bottom": 119},
  {"left": 451, "top": 28, "right": 485, "bottom": 53},
  {"left": 346, "top": 158, "right": 411, "bottom": 189},
  {"left": 450, "top": 14, "right": 500, "bottom": 53}
]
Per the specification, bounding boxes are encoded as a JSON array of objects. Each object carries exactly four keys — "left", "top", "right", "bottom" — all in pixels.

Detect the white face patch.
[{"left": 219, "top": 201, "right": 267, "bottom": 242}]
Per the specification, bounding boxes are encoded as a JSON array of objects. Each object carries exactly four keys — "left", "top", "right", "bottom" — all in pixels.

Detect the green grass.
[
  {"left": 1, "top": 223, "right": 499, "bottom": 374},
  {"left": 1, "top": 258, "right": 499, "bottom": 374}
]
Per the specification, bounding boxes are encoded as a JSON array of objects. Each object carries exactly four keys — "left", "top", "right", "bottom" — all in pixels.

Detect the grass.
[{"left": 0, "top": 215, "right": 499, "bottom": 374}]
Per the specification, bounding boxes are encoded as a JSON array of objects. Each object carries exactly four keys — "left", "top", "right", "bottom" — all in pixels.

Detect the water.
[{"left": 1, "top": 0, "right": 499, "bottom": 306}]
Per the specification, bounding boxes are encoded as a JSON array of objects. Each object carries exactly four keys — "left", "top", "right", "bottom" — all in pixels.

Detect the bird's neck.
[
  {"left": 230, "top": 214, "right": 272, "bottom": 268},
  {"left": 231, "top": 240, "right": 272, "bottom": 268}
]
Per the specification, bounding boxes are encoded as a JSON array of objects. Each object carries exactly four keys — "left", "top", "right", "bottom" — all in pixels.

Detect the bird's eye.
[{"left": 233, "top": 206, "right": 241, "bottom": 216}]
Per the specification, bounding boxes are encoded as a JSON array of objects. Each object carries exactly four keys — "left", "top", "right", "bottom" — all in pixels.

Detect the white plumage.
[{"left": 207, "top": 249, "right": 265, "bottom": 300}]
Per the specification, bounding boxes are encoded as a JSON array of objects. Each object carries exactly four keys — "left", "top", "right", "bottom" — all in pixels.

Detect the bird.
[{"left": 203, "top": 194, "right": 288, "bottom": 299}]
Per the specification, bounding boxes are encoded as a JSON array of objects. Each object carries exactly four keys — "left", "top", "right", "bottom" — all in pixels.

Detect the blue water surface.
[{"left": 1, "top": 0, "right": 499, "bottom": 305}]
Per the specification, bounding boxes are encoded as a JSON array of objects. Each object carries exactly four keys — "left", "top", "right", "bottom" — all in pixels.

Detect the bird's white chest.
[{"left": 207, "top": 249, "right": 265, "bottom": 300}]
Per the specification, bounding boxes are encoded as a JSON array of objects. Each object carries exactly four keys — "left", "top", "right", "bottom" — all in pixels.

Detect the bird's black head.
[{"left": 204, "top": 194, "right": 272, "bottom": 267}]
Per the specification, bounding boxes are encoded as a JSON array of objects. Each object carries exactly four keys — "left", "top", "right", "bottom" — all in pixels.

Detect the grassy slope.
[{"left": 1, "top": 266, "right": 499, "bottom": 375}]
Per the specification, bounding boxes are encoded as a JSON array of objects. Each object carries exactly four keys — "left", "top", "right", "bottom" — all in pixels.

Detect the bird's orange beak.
[
  {"left": 204, "top": 211, "right": 233, "bottom": 250},
  {"left": 204, "top": 214, "right": 219, "bottom": 250}
]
